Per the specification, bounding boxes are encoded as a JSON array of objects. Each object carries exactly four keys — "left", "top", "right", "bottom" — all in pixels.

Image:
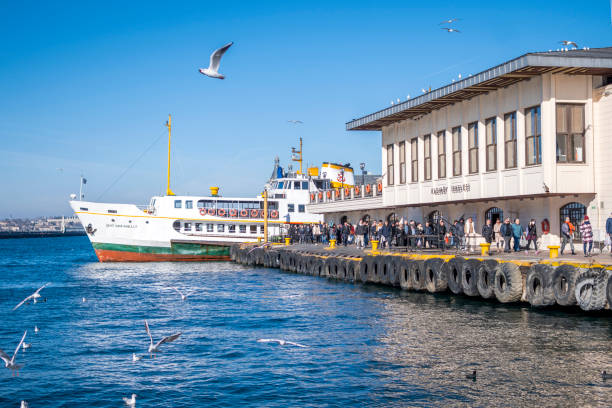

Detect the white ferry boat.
[{"left": 69, "top": 117, "right": 354, "bottom": 262}]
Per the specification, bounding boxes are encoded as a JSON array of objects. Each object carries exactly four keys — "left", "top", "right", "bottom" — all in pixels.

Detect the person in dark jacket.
[
  {"left": 526, "top": 219, "right": 538, "bottom": 250},
  {"left": 500, "top": 218, "right": 513, "bottom": 253},
  {"left": 424, "top": 221, "right": 433, "bottom": 248},
  {"left": 437, "top": 220, "right": 447, "bottom": 249},
  {"left": 482, "top": 219, "right": 493, "bottom": 244},
  {"left": 381, "top": 221, "right": 392, "bottom": 248},
  {"left": 606, "top": 212, "right": 612, "bottom": 256},
  {"left": 342, "top": 222, "right": 351, "bottom": 246}
]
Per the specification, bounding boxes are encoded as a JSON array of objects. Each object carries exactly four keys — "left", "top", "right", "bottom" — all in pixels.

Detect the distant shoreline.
[{"left": 0, "top": 231, "right": 86, "bottom": 239}]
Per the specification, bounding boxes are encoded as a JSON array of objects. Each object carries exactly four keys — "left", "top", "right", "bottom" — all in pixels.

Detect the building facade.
[{"left": 309, "top": 47, "right": 612, "bottom": 246}]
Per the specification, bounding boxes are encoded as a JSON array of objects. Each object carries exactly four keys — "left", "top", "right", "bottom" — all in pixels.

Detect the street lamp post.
[{"left": 360, "top": 162, "right": 366, "bottom": 186}]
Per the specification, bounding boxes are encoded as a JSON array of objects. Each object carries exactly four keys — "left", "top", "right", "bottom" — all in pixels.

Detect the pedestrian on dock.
[
  {"left": 424, "top": 221, "right": 434, "bottom": 248},
  {"left": 501, "top": 218, "right": 513, "bottom": 253},
  {"left": 482, "top": 218, "right": 493, "bottom": 245},
  {"left": 580, "top": 216, "right": 593, "bottom": 257},
  {"left": 464, "top": 217, "right": 476, "bottom": 251},
  {"left": 526, "top": 219, "right": 538, "bottom": 251},
  {"left": 456, "top": 218, "right": 466, "bottom": 250},
  {"left": 606, "top": 212, "right": 612, "bottom": 255},
  {"left": 438, "top": 219, "right": 447, "bottom": 249},
  {"left": 560, "top": 216, "right": 576, "bottom": 255},
  {"left": 381, "top": 221, "right": 391, "bottom": 248},
  {"left": 355, "top": 220, "right": 366, "bottom": 249},
  {"left": 511, "top": 218, "right": 523, "bottom": 252}
]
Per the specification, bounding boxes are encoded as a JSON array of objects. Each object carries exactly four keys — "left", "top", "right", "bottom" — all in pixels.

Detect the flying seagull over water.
[
  {"left": 199, "top": 42, "right": 233, "bottom": 79},
  {"left": 287, "top": 120, "right": 303, "bottom": 124},
  {"left": 441, "top": 27, "right": 460, "bottom": 33},
  {"left": 257, "top": 338, "right": 308, "bottom": 348},
  {"left": 439, "top": 18, "right": 460, "bottom": 24},
  {"left": 13, "top": 283, "right": 50, "bottom": 311},
  {"left": 0, "top": 330, "right": 27, "bottom": 376},
  {"left": 170, "top": 287, "right": 194, "bottom": 301},
  {"left": 144, "top": 320, "right": 181, "bottom": 357},
  {"left": 123, "top": 394, "right": 137, "bottom": 407},
  {"left": 559, "top": 40, "right": 578, "bottom": 48}
]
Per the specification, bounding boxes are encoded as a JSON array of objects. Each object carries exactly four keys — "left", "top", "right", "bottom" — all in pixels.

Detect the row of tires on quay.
[{"left": 230, "top": 246, "right": 612, "bottom": 312}]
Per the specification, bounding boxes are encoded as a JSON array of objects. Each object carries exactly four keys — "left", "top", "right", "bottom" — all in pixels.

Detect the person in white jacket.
[{"left": 464, "top": 217, "right": 476, "bottom": 252}]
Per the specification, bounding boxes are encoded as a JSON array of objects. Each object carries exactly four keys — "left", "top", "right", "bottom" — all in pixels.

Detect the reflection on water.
[{"left": 0, "top": 236, "right": 610, "bottom": 407}]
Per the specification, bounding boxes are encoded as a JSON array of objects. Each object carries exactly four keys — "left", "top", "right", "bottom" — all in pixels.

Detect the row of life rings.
[{"left": 198, "top": 208, "right": 278, "bottom": 218}]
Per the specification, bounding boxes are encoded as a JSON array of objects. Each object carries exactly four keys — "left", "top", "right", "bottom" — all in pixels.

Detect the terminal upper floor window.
[
  {"left": 399, "top": 141, "right": 406, "bottom": 184},
  {"left": 387, "top": 144, "right": 394, "bottom": 185},
  {"left": 485, "top": 117, "right": 497, "bottom": 171},
  {"left": 438, "top": 131, "right": 446, "bottom": 179},
  {"left": 424, "top": 134, "right": 432, "bottom": 181},
  {"left": 452, "top": 126, "right": 462, "bottom": 176},
  {"left": 556, "top": 104, "right": 585, "bottom": 163},
  {"left": 504, "top": 112, "right": 517, "bottom": 169},
  {"left": 468, "top": 122, "right": 478, "bottom": 174},
  {"left": 411, "top": 137, "right": 418, "bottom": 182},
  {"left": 525, "top": 106, "right": 542, "bottom": 166},
  {"left": 174, "top": 200, "right": 182, "bottom": 208}
]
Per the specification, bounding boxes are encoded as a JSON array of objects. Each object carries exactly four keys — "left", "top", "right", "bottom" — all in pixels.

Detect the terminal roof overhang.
[{"left": 346, "top": 47, "right": 612, "bottom": 131}]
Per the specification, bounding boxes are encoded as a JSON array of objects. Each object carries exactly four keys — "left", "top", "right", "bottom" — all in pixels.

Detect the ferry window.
[
  {"left": 468, "top": 122, "right": 478, "bottom": 174},
  {"left": 424, "top": 134, "right": 432, "bottom": 181},
  {"left": 217, "top": 224, "right": 225, "bottom": 232},
  {"left": 173, "top": 221, "right": 180, "bottom": 231},
  {"left": 271, "top": 182, "right": 278, "bottom": 188},
  {"left": 108, "top": 209, "right": 117, "bottom": 214},
  {"left": 298, "top": 204, "right": 305, "bottom": 213},
  {"left": 525, "top": 106, "right": 541, "bottom": 166},
  {"left": 207, "top": 224, "right": 214, "bottom": 232},
  {"left": 288, "top": 204, "right": 295, "bottom": 212},
  {"left": 411, "top": 138, "right": 418, "bottom": 182},
  {"left": 278, "top": 181, "right": 284, "bottom": 189},
  {"left": 285, "top": 181, "right": 292, "bottom": 189},
  {"left": 556, "top": 104, "right": 585, "bottom": 163},
  {"left": 294, "top": 182, "right": 301, "bottom": 190},
  {"left": 504, "top": 112, "right": 517, "bottom": 168},
  {"left": 250, "top": 225, "right": 257, "bottom": 233},
  {"left": 437, "top": 131, "right": 446, "bottom": 179},
  {"left": 185, "top": 200, "right": 193, "bottom": 209},
  {"left": 259, "top": 225, "right": 265, "bottom": 233},
  {"left": 268, "top": 201, "right": 279, "bottom": 210},
  {"left": 302, "top": 181, "right": 308, "bottom": 190},
  {"left": 239, "top": 225, "right": 247, "bottom": 233},
  {"left": 229, "top": 225, "right": 236, "bottom": 233},
  {"left": 195, "top": 223, "right": 202, "bottom": 232},
  {"left": 174, "top": 200, "right": 182, "bottom": 209},
  {"left": 197, "top": 200, "right": 214, "bottom": 209},
  {"left": 184, "top": 223, "right": 191, "bottom": 231},
  {"left": 80, "top": 207, "right": 89, "bottom": 211},
  {"left": 485, "top": 117, "right": 497, "bottom": 171},
  {"left": 387, "top": 144, "right": 394, "bottom": 185},
  {"left": 399, "top": 141, "right": 406, "bottom": 184},
  {"left": 452, "top": 126, "right": 462, "bottom": 176}
]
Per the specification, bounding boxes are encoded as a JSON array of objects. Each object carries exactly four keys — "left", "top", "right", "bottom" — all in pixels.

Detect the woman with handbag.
[{"left": 526, "top": 219, "right": 538, "bottom": 251}]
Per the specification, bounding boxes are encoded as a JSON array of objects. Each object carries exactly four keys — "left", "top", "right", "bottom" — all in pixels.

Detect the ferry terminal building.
[{"left": 308, "top": 47, "right": 612, "bottom": 247}]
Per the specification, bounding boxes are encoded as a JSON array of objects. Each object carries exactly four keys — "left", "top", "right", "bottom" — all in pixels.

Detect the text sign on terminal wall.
[{"left": 431, "top": 184, "right": 471, "bottom": 196}]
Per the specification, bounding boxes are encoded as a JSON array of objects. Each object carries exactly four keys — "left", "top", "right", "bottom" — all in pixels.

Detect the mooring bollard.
[
  {"left": 479, "top": 242, "right": 491, "bottom": 256},
  {"left": 548, "top": 245, "right": 560, "bottom": 258},
  {"left": 257, "top": 237, "right": 263, "bottom": 243},
  {"left": 285, "top": 237, "right": 291, "bottom": 246},
  {"left": 329, "top": 239, "right": 337, "bottom": 249},
  {"left": 371, "top": 240, "right": 379, "bottom": 251}
]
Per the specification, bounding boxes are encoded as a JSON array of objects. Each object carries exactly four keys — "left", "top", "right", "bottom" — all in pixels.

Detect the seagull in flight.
[
  {"left": 123, "top": 394, "right": 137, "bottom": 407},
  {"left": 257, "top": 338, "right": 308, "bottom": 348},
  {"left": 287, "top": 120, "right": 303, "bottom": 124},
  {"left": 144, "top": 320, "right": 181, "bottom": 358},
  {"left": 199, "top": 41, "right": 233, "bottom": 79},
  {"left": 13, "top": 283, "right": 50, "bottom": 311},
  {"left": 0, "top": 331, "right": 27, "bottom": 376},
  {"left": 441, "top": 27, "right": 461, "bottom": 33},
  {"left": 132, "top": 353, "right": 142, "bottom": 362},
  {"left": 170, "top": 287, "right": 194, "bottom": 301},
  {"left": 559, "top": 40, "right": 578, "bottom": 48},
  {"left": 439, "top": 18, "right": 460, "bottom": 24},
  {"left": 34, "top": 326, "right": 39, "bottom": 334}
]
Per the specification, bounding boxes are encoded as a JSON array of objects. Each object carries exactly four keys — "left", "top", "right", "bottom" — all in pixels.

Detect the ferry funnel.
[{"left": 210, "top": 186, "right": 220, "bottom": 197}]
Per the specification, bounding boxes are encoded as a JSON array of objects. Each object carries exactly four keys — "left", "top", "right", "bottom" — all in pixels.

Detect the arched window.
[
  {"left": 387, "top": 212, "right": 398, "bottom": 224},
  {"left": 340, "top": 215, "right": 348, "bottom": 225},
  {"left": 559, "top": 202, "right": 586, "bottom": 240},
  {"left": 362, "top": 214, "right": 371, "bottom": 222},
  {"left": 485, "top": 207, "right": 504, "bottom": 224},
  {"left": 427, "top": 210, "right": 442, "bottom": 225}
]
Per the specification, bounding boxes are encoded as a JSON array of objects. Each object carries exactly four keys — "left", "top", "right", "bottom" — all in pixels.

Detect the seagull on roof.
[
  {"left": 13, "top": 283, "right": 50, "bottom": 311},
  {"left": 0, "top": 331, "right": 27, "bottom": 376},
  {"left": 560, "top": 40, "right": 578, "bottom": 48},
  {"left": 441, "top": 27, "right": 460, "bottom": 33},
  {"left": 439, "top": 18, "right": 460, "bottom": 24},
  {"left": 144, "top": 320, "right": 181, "bottom": 357},
  {"left": 199, "top": 41, "right": 233, "bottom": 79}
]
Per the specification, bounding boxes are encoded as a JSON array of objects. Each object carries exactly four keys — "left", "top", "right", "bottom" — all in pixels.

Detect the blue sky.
[{"left": 1, "top": 0, "right": 610, "bottom": 217}]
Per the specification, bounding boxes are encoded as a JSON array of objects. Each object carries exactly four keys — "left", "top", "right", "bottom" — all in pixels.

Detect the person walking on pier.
[
  {"left": 526, "top": 219, "right": 538, "bottom": 251},
  {"left": 464, "top": 217, "right": 475, "bottom": 252},
  {"left": 482, "top": 219, "right": 493, "bottom": 245},
  {"left": 493, "top": 219, "right": 503, "bottom": 252},
  {"left": 501, "top": 218, "right": 513, "bottom": 253},
  {"left": 456, "top": 218, "right": 466, "bottom": 250},
  {"left": 355, "top": 220, "right": 365, "bottom": 249},
  {"left": 560, "top": 216, "right": 576, "bottom": 255},
  {"left": 380, "top": 221, "right": 391, "bottom": 248},
  {"left": 438, "top": 219, "right": 447, "bottom": 249},
  {"left": 606, "top": 212, "right": 612, "bottom": 255},
  {"left": 580, "top": 216, "right": 593, "bottom": 257},
  {"left": 511, "top": 218, "right": 523, "bottom": 252}
]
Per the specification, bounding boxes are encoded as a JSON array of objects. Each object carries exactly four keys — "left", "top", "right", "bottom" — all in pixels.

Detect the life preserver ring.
[
  {"left": 217, "top": 208, "right": 226, "bottom": 217},
  {"left": 335, "top": 188, "right": 340, "bottom": 198},
  {"left": 259, "top": 210, "right": 266, "bottom": 218},
  {"left": 344, "top": 187, "right": 350, "bottom": 197},
  {"left": 240, "top": 209, "right": 248, "bottom": 217},
  {"left": 199, "top": 208, "right": 206, "bottom": 216},
  {"left": 354, "top": 185, "right": 360, "bottom": 195},
  {"left": 318, "top": 192, "right": 323, "bottom": 200},
  {"left": 377, "top": 182, "right": 382, "bottom": 192},
  {"left": 208, "top": 208, "right": 216, "bottom": 216},
  {"left": 365, "top": 184, "right": 371, "bottom": 194},
  {"left": 541, "top": 218, "right": 550, "bottom": 234},
  {"left": 326, "top": 190, "right": 332, "bottom": 199},
  {"left": 310, "top": 193, "right": 315, "bottom": 202},
  {"left": 270, "top": 210, "right": 279, "bottom": 218},
  {"left": 250, "top": 209, "right": 259, "bottom": 218},
  {"left": 229, "top": 209, "right": 238, "bottom": 217}
]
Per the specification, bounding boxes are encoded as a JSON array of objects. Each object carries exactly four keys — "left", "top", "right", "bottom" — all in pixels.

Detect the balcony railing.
[
  {"left": 196, "top": 208, "right": 280, "bottom": 219},
  {"left": 309, "top": 182, "right": 382, "bottom": 204}
]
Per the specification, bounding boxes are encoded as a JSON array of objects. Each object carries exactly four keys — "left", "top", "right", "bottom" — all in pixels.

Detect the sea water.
[{"left": 0, "top": 236, "right": 610, "bottom": 407}]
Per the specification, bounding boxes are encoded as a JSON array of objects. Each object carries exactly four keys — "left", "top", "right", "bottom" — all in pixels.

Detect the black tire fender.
[
  {"left": 399, "top": 258, "right": 413, "bottom": 290},
  {"left": 553, "top": 264, "right": 580, "bottom": 306},
  {"left": 476, "top": 259, "right": 497, "bottom": 299},
  {"left": 410, "top": 259, "right": 426, "bottom": 291},
  {"left": 447, "top": 257, "right": 464, "bottom": 295},
  {"left": 493, "top": 262, "right": 523, "bottom": 303},
  {"left": 461, "top": 259, "right": 481, "bottom": 296},
  {"left": 525, "top": 264, "right": 556, "bottom": 307},
  {"left": 575, "top": 267, "right": 608, "bottom": 311},
  {"left": 424, "top": 258, "right": 446, "bottom": 293}
]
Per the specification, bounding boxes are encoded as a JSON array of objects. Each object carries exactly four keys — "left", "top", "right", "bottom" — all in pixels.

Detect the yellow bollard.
[
  {"left": 479, "top": 242, "right": 491, "bottom": 256},
  {"left": 284, "top": 237, "right": 291, "bottom": 246},
  {"left": 257, "top": 237, "right": 263, "bottom": 243},
  {"left": 329, "top": 239, "right": 337, "bottom": 249},
  {"left": 548, "top": 245, "right": 560, "bottom": 258},
  {"left": 371, "top": 240, "right": 379, "bottom": 251}
]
